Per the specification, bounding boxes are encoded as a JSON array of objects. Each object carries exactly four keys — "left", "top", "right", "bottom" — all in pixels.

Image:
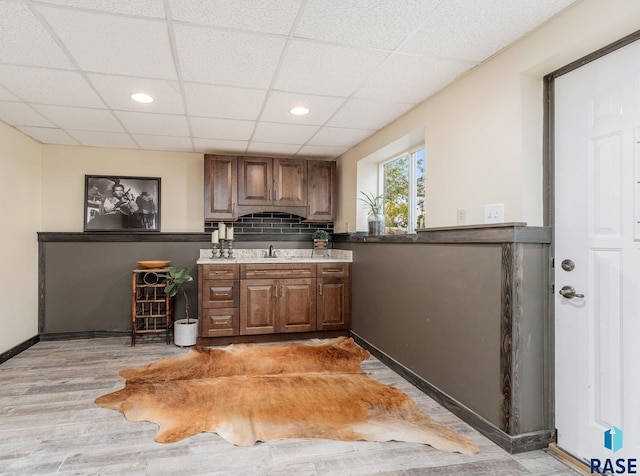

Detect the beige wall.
[
  {"left": 0, "top": 122, "right": 41, "bottom": 354},
  {"left": 41, "top": 145, "right": 204, "bottom": 232},
  {"left": 337, "top": 0, "right": 640, "bottom": 231}
]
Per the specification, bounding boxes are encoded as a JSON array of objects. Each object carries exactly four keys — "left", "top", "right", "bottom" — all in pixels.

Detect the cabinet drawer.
[
  {"left": 317, "top": 263, "right": 350, "bottom": 279},
  {"left": 201, "top": 264, "right": 239, "bottom": 280},
  {"left": 241, "top": 263, "right": 316, "bottom": 279},
  {"left": 201, "top": 279, "right": 239, "bottom": 309},
  {"left": 200, "top": 308, "right": 239, "bottom": 337}
]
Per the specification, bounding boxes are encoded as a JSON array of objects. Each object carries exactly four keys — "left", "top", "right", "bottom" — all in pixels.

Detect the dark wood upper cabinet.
[
  {"left": 237, "top": 156, "right": 272, "bottom": 206},
  {"left": 204, "top": 155, "right": 237, "bottom": 220},
  {"left": 307, "top": 160, "right": 336, "bottom": 222},
  {"left": 238, "top": 156, "right": 307, "bottom": 208},
  {"left": 205, "top": 155, "right": 334, "bottom": 221},
  {"left": 273, "top": 158, "right": 307, "bottom": 207}
]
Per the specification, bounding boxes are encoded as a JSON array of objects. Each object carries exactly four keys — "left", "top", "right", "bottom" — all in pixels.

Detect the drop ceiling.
[{"left": 0, "top": 0, "right": 576, "bottom": 159}]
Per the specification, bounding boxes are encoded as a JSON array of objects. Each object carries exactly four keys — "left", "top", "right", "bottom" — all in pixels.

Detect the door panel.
[
  {"left": 204, "top": 155, "right": 237, "bottom": 219},
  {"left": 278, "top": 278, "right": 315, "bottom": 333},
  {"left": 240, "top": 280, "right": 276, "bottom": 334},
  {"left": 238, "top": 157, "right": 272, "bottom": 206},
  {"left": 274, "top": 158, "right": 306, "bottom": 207},
  {"left": 554, "top": 39, "right": 640, "bottom": 462}
]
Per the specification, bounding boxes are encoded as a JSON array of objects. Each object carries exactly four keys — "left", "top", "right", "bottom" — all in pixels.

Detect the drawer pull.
[
  {"left": 213, "top": 270, "right": 229, "bottom": 274},
  {"left": 324, "top": 268, "right": 342, "bottom": 273},
  {"left": 213, "top": 292, "right": 229, "bottom": 296}
]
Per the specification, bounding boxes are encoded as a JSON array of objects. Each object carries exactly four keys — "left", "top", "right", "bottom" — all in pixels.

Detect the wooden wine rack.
[{"left": 131, "top": 268, "right": 173, "bottom": 346}]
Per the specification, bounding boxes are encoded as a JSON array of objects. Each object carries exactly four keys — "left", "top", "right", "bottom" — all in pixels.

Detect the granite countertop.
[{"left": 196, "top": 248, "right": 352, "bottom": 265}]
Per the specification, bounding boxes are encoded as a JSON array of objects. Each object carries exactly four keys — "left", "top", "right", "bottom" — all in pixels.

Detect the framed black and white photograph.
[{"left": 84, "top": 175, "right": 161, "bottom": 232}]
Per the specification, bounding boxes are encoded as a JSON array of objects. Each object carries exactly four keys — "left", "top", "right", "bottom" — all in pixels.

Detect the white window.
[{"left": 380, "top": 148, "right": 425, "bottom": 233}]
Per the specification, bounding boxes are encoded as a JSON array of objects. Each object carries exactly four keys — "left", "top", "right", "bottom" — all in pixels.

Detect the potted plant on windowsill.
[
  {"left": 359, "top": 191, "right": 385, "bottom": 236},
  {"left": 158, "top": 267, "right": 197, "bottom": 347}
]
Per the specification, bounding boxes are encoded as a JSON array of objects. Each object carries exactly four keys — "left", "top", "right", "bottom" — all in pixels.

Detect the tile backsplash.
[{"left": 205, "top": 212, "right": 333, "bottom": 236}]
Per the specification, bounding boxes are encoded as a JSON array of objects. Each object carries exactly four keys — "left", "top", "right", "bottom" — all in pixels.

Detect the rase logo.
[{"left": 590, "top": 426, "right": 637, "bottom": 474}]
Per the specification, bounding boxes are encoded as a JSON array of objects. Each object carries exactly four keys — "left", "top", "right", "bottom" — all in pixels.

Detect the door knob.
[{"left": 559, "top": 285, "right": 585, "bottom": 299}]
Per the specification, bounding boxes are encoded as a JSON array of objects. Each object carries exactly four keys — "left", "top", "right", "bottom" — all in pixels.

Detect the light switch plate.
[{"left": 484, "top": 203, "right": 504, "bottom": 224}]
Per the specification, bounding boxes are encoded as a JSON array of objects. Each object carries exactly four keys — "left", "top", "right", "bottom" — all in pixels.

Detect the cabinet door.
[
  {"left": 307, "top": 160, "right": 336, "bottom": 221},
  {"left": 278, "top": 278, "right": 316, "bottom": 333},
  {"left": 238, "top": 156, "right": 272, "bottom": 206},
  {"left": 240, "top": 279, "right": 277, "bottom": 334},
  {"left": 204, "top": 155, "right": 237, "bottom": 219},
  {"left": 274, "top": 158, "right": 307, "bottom": 207},
  {"left": 317, "top": 279, "right": 351, "bottom": 330}
]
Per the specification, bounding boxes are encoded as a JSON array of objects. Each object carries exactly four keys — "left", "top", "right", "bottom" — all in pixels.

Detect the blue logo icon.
[{"left": 605, "top": 426, "right": 624, "bottom": 453}]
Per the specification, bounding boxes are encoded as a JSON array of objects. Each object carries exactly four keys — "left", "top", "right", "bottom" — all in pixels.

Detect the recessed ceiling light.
[
  {"left": 290, "top": 106, "right": 309, "bottom": 116},
  {"left": 131, "top": 93, "right": 154, "bottom": 104}
]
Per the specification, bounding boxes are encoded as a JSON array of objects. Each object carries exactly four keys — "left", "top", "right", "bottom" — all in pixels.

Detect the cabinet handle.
[
  {"left": 214, "top": 270, "right": 228, "bottom": 274},
  {"left": 324, "top": 268, "right": 341, "bottom": 273},
  {"left": 319, "top": 283, "right": 323, "bottom": 296},
  {"left": 281, "top": 285, "right": 285, "bottom": 298},
  {"left": 268, "top": 189, "right": 272, "bottom": 201},
  {"left": 274, "top": 285, "right": 278, "bottom": 298}
]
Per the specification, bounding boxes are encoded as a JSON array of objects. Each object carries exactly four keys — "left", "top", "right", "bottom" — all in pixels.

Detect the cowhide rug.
[{"left": 95, "top": 336, "right": 479, "bottom": 454}]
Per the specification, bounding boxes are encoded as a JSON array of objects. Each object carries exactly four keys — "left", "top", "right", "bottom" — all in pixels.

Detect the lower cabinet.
[
  {"left": 240, "top": 278, "right": 316, "bottom": 334},
  {"left": 317, "top": 263, "right": 351, "bottom": 330},
  {"left": 198, "top": 262, "right": 350, "bottom": 339},
  {"left": 198, "top": 264, "right": 239, "bottom": 337}
]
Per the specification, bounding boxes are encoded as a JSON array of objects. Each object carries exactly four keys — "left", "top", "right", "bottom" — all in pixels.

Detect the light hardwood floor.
[{"left": 0, "top": 337, "right": 579, "bottom": 475}]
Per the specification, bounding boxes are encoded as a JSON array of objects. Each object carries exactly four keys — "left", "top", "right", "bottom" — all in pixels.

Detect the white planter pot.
[{"left": 174, "top": 318, "right": 198, "bottom": 347}]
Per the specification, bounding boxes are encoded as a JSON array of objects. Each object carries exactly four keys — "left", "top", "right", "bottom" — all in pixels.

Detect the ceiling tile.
[
  {"left": 17, "top": 126, "right": 79, "bottom": 145},
  {"left": 274, "top": 40, "right": 388, "bottom": 97},
  {"left": 132, "top": 134, "right": 194, "bottom": 152},
  {"left": 0, "top": 2, "right": 74, "bottom": 69},
  {"left": 33, "top": 105, "right": 124, "bottom": 132},
  {"left": 190, "top": 117, "right": 255, "bottom": 140},
  {"left": 67, "top": 130, "right": 138, "bottom": 149},
  {"left": 295, "top": 0, "right": 439, "bottom": 50},
  {"left": 169, "top": 0, "right": 302, "bottom": 35},
  {"left": 87, "top": 74, "right": 185, "bottom": 114},
  {"left": 193, "top": 138, "right": 248, "bottom": 154},
  {"left": 252, "top": 122, "right": 319, "bottom": 145},
  {"left": 261, "top": 91, "right": 346, "bottom": 126},
  {"left": 326, "top": 98, "right": 414, "bottom": 130},
  {"left": 174, "top": 25, "right": 285, "bottom": 89},
  {"left": 356, "top": 54, "right": 473, "bottom": 104},
  {"left": 296, "top": 145, "right": 346, "bottom": 158},
  {"left": 398, "top": 0, "right": 576, "bottom": 62},
  {"left": 0, "top": 85, "right": 17, "bottom": 101},
  {"left": 0, "top": 65, "right": 104, "bottom": 107},
  {"left": 183, "top": 83, "right": 266, "bottom": 120},
  {"left": 0, "top": 102, "right": 55, "bottom": 127},
  {"left": 38, "top": 6, "right": 177, "bottom": 79},
  {"left": 307, "top": 127, "right": 374, "bottom": 147},
  {"left": 35, "top": 0, "right": 167, "bottom": 18},
  {"left": 247, "top": 142, "right": 301, "bottom": 156},
  {"left": 114, "top": 111, "right": 190, "bottom": 136}
]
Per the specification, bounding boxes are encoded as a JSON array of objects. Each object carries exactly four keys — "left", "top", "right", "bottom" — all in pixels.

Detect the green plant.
[
  {"left": 158, "top": 267, "right": 194, "bottom": 323},
  {"left": 359, "top": 191, "right": 384, "bottom": 215},
  {"left": 312, "top": 229, "right": 330, "bottom": 240}
]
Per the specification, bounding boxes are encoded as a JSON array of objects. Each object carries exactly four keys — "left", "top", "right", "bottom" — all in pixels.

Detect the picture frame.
[{"left": 84, "top": 175, "right": 161, "bottom": 232}]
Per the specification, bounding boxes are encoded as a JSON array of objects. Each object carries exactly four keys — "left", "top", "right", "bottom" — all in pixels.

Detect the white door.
[{"left": 555, "top": 39, "right": 640, "bottom": 463}]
